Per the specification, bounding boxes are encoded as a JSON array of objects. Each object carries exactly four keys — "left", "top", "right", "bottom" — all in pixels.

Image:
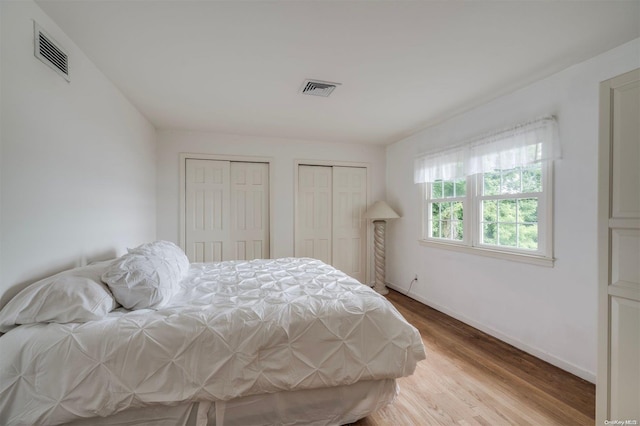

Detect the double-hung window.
[{"left": 416, "top": 117, "right": 559, "bottom": 266}]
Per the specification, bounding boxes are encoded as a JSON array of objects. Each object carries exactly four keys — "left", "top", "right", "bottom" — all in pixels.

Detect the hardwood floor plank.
[{"left": 353, "top": 290, "right": 595, "bottom": 425}]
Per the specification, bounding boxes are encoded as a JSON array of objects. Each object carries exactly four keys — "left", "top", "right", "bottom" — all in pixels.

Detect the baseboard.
[{"left": 386, "top": 282, "right": 596, "bottom": 384}]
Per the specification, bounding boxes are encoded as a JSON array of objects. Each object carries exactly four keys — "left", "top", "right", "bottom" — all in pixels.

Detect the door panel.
[
  {"left": 295, "top": 165, "right": 332, "bottom": 264},
  {"left": 610, "top": 297, "right": 640, "bottom": 421},
  {"left": 332, "top": 166, "right": 367, "bottom": 283},
  {"left": 611, "top": 79, "right": 640, "bottom": 219},
  {"left": 611, "top": 229, "right": 640, "bottom": 291},
  {"left": 230, "top": 162, "right": 269, "bottom": 260},
  {"left": 185, "top": 159, "right": 230, "bottom": 262}
]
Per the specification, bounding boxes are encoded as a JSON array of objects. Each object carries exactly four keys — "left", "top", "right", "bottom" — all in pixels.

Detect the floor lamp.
[{"left": 363, "top": 201, "right": 400, "bottom": 295}]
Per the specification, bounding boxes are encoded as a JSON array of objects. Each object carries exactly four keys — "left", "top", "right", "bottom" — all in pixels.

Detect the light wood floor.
[{"left": 353, "top": 290, "right": 595, "bottom": 426}]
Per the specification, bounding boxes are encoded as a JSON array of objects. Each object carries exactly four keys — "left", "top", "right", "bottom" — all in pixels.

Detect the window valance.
[{"left": 414, "top": 116, "right": 560, "bottom": 183}]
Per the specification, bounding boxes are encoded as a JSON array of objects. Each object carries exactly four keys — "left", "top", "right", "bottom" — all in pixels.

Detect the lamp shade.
[{"left": 363, "top": 201, "right": 400, "bottom": 220}]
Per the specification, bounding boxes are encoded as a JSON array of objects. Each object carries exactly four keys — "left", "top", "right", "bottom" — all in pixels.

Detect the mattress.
[{"left": 0, "top": 258, "right": 425, "bottom": 425}]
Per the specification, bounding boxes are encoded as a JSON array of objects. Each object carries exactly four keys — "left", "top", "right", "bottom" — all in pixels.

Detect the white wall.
[
  {"left": 156, "top": 130, "right": 386, "bottom": 279},
  {"left": 0, "top": 1, "right": 157, "bottom": 307},
  {"left": 385, "top": 38, "right": 640, "bottom": 382}
]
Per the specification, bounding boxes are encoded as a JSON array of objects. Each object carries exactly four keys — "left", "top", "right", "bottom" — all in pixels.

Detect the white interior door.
[
  {"left": 230, "top": 162, "right": 269, "bottom": 260},
  {"left": 332, "top": 166, "right": 367, "bottom": 283},
  {"left": 597, "top": 68, "right": 640, "bottom": 424},
  {"left": 185, "top": 158, "right": 269, "bottom": 263},
  {"left": 185, "top": 159, "right": 230, "bottom": 262},
  {"left": 295, "top": 165, "right": 332, "bottom": 264},
  {"left": 295, "top": 164, "right": 367, "bottom": 282}
]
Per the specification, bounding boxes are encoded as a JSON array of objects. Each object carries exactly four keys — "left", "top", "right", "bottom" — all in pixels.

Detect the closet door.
[
  {"left": 295, "top": 164, "right": 367, "bottom": 282},
  {"left": 295, "top": 165, "right": 333, "bottom": 264},
  {"left": 597, "top": 68, "right": 640, "bottom": 423},
  {"left": 332, "top": 166, "right": 367, "bottom": 283},
  {"left": 185, "top": 159, "right": 231, "bottom": 262},
  {"left": 185, "top": 159, "right": 269, "bottom": 263},
  {"left": 230, "top": 162, "right": 269, "bottom": 260}
]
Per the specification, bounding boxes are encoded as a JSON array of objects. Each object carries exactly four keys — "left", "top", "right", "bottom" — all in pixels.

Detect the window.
[
  {"left": 416, "top": 117, "right": 559, "bottom": 265},
  {"left": 479, "top": 164, "right": 542, "bottom": 251},
  {"left": 428, "top": 178, "right": 466, "bottom": 241},
  {"left": 424, "top": 162, "right": 551, "bottom": 261}
]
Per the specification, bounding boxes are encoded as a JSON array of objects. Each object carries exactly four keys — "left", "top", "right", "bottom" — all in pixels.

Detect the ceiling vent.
[
  {"left": 300, "top": 79, "right": 341, "bottom": 97},
  {"left": 34, "top": 22, "right": 70, "bottom": 82}
]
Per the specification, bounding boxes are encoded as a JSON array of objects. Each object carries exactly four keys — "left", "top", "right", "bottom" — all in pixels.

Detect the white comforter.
[{"left": 0, "top": 258, "right": 425, "bottom": 426}]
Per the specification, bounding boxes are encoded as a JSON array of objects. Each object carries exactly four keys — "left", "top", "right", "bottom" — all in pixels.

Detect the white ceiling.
[{"left": 36, "top": 0, "right": 640, "bottom": 145}]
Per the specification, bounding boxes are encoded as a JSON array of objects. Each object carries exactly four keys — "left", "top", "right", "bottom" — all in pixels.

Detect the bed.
[{"left": 0, "top": 241, "right": 426, "bottom": 426}]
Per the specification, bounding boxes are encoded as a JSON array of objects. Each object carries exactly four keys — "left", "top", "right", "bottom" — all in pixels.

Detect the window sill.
[{"left": 418, "top": 239, "right": 555, "bottom": 267}]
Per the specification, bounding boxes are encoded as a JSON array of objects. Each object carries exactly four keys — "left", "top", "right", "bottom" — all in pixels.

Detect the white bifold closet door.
[
  {"left": 296, "top": 165, "right": 367, "bottom": 283},
  {"left": 185, "top": 159, "right": 269, "bottom": 263}
]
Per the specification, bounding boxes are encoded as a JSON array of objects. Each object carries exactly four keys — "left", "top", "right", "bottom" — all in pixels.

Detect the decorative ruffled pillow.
[
  {"left": 102, "top": 241, "right": 189, "bottom": 310},
  {"left": 0, "top": 261, "right": 117, "bottom": 333},
  {"left": 128, "top": 240, "right": 190, "bottom": 278}
]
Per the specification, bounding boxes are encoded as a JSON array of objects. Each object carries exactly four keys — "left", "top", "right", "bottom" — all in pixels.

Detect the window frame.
[{"left": 420, "top": 161, "right": 554, "bottom": 267}]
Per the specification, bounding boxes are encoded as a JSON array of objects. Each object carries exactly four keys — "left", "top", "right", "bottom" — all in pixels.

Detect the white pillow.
[
  {"left": 0, "top": 262, "right": 117, "bottom": 333},
  {"left": 128, "top": 240, "right": 190, "bottom": 278},
  {"left": 64, "top": 260, "right": 116, "bottom": 286},
  {"left": 102, "top": 242, "right": 188, "bottom": 310}
]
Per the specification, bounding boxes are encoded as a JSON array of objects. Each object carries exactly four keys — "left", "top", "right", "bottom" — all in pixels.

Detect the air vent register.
[{"left": 34, "top": 22, "right": 70, "bottom": 82}]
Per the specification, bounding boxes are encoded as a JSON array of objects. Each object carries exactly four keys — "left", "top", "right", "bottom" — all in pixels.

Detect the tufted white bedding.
[{"left": 0, "top": 258, "right": 425, "bottom": 426}]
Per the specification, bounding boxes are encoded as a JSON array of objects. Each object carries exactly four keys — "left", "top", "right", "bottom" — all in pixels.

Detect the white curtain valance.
[{"left": 414, "top": 116, "right": 560, "bottom": 183}]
